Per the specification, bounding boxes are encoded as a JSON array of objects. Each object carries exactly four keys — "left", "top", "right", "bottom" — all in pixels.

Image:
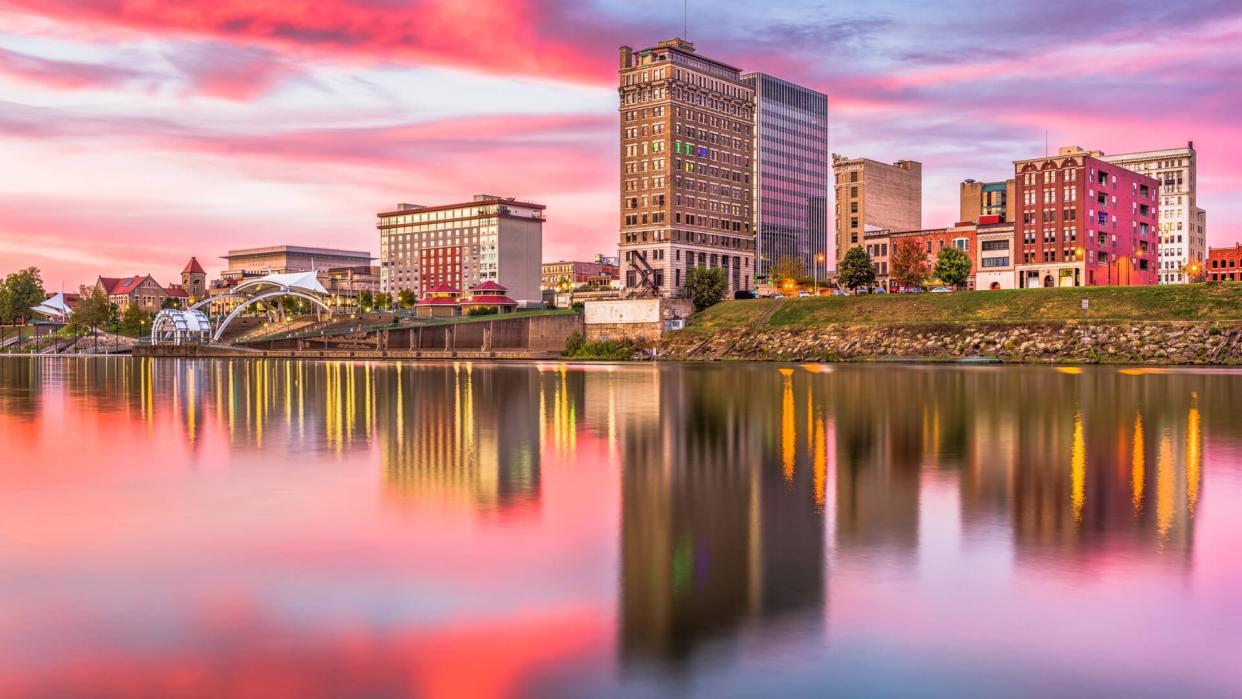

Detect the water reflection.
[
  {"left": 0, "top": 358, "right": 1238, "bottom": 697},
  {"left": 619, "top": 366, "right": 826, "bottom": 670}
]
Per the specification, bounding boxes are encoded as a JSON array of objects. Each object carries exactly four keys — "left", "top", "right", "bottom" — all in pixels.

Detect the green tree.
[
  {"left": 374, "top": 291, "right": 393, "bottom": 310},
  {"left": 68, "top": 286, "right": 111, "bottom": 335},
  {"left": 278, "top": 296, "right": 309, "bottom": 315},
  {"left": 358, "top": 290, "right": 374, "bottom": 312},
  {"left": 397, "top": 289, "right": 417, "bottom": 309},
  {"left": 160, "top": 296, "right": 182, "bottom": 310},
  {"left": 119, "top": 304, "right": 152, "bottom": 337},
  {"left": 769, "top": 256, "right": 805, "bottom": 292},
  {"left": 1, "top": 267, "right": 45, "bottom": 324},
  {"left": 890, "top": 239, "right": 930, "bottom": 289},
  {"left": 837, "top": 247, "right": 876, "bottom": 291},
  {"left": 933, "top": 247, "right": 972, "bottom": 289},
  {"left": 685, "top": 266, "right": 727, "bottom": 311}
]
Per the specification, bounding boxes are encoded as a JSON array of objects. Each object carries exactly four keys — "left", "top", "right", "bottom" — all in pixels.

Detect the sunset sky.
[{"left": 1, "top": 0, "right": 1239, "bottom": 289}]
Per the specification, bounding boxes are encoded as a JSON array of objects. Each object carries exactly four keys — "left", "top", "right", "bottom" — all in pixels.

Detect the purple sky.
[{"left": 0, "top": 0, "right": 1238, "bottom": 289}]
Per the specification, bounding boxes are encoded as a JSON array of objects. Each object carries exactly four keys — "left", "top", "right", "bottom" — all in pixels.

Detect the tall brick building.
[
  {"left": 1014, "top": 146, "right": 1159, "bottom": 288},
  {"left": 617, "top": 39, "right": 756, "bottom": 297},
  {"left": 832, "top": 155, "right": 922, "bottom": 267}
]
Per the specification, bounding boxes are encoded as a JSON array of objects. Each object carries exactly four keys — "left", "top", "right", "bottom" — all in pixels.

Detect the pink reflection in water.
[{"left": 0, "top": 358, "right": 1240, "bottom": 697}]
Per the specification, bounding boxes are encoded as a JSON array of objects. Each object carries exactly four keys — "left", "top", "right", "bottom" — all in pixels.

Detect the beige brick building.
[
  {"left": 959, "top": 178, "right": 1016, "bottom": 223},
  {"left": 833, "top": 155, "right": 921, "bottom": 267},
  {"left": 617, "top": 39, "right": 756, "bottom": 298}
]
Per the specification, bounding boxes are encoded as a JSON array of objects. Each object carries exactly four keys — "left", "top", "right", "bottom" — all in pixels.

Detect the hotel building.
[
  {"left": 833, "top": 155, "right": 921, "bottom": 267},
  {"left": 378, "top": 195, "right": 544, "bottom": 307},
  {"left": 742, "top": 72, "right": 829, "bottom": 281},
  {"left": 1102, "top": 143, "right": 1205, "bottom": 284},
  {"left": 959, "top": 179, "right": 1016, "bottom": 223},
  {"left": 617, "top": 39, "right": 756, "bottom": 297},
  {"left": 1014, "top": 146, "right": 1159, "bottom": 288}
]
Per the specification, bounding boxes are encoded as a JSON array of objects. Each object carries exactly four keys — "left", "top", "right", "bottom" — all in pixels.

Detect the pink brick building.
[{"left": 1014, "top": 146, "right": 1159, "bottom": 288}]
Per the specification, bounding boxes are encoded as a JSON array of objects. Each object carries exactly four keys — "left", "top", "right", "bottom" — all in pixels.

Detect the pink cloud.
[
  {"left": 0, "top": 45, "right": 148, "bottom": 90},
  {"left": 0, "top": 0, "right": 621, "bottom": 84}
]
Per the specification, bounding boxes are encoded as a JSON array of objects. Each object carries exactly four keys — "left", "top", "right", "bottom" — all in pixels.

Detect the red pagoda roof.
[
  {"left": 425, "top": 283, "right": 460, "bottom": 295},
  {"left": 462, "top": 294, "right": 517, "bottom": 306},
  {"left": 470, "top": 280, "right": 508, "bottom": 293},
  {"left": 182, "top": 257, "right": 205, "bottom": 274},
  {"left": 415, "top": 296, "right": 460, "bottom": 306}
]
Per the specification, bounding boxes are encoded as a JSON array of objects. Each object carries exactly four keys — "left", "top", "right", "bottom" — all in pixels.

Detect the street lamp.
[{"left": 815, "top": 252, "right": 826, "bottom": 296}]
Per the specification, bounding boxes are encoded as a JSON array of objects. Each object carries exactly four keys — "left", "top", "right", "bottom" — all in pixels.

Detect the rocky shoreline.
[{"left": 661, "top": 321, "right": 1242, "bottom": 365}]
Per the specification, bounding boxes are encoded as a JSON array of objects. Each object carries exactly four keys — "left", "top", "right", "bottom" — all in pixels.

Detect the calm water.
[{"left": 1, "top": 358, "right": 1240, "bottom": 698}]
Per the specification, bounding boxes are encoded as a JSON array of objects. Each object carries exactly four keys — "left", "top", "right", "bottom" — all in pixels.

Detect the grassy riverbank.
[{"left": 687, "top": 283, "right": 1242, "bottom": 334}]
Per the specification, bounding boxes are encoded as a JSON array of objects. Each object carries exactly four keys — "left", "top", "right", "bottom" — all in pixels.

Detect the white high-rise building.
[
  {"left": 1102, "top": 142, "right": 1205, "bottom": 284},
  {"left": 377, "top": 195, "right": 545, "bottom": 307}
]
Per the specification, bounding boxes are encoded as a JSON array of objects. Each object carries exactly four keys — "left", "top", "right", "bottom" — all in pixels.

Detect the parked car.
[
  {"left": 898, "top": 286, "right": 925, "bottom": 294},
  {"left": 831, "top": 289, "right": 848, "bottom": 296},
  {"left": 733, "top": 289, "right": 758, "bottom": 300},
  {"left": 930, "top": 286, "right": 953, "bottom": 293},
  {"left": 797, "top": 290, "right": 811, "bottom": 298},
  {"left": 874, "top": 287, "right": 889, "bottom": 294},
  {"left": 770, "top": 293, "right": 785, "bottom": 299},
  {"left": 855, "top": 288, "right": 871, "bottom": 295}
]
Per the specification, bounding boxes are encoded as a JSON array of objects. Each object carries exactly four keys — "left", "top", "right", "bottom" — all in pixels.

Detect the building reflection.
[
  {"left": 10, "top": 359, "right": 551, "bottom": 516},
  {"left": 378, "top": 362, "right": 543, "bottom": 515},
  {"left": 619, "top": 365, "right": 826, "bottom": 670}
]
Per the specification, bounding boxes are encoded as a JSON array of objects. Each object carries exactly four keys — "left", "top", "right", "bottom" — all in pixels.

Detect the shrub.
[
  {"left": 563, "top": 330, "right": 585, "bottom": 356},
  {"left": 686, "top": 266, "right": 727, "bottom": 311}
]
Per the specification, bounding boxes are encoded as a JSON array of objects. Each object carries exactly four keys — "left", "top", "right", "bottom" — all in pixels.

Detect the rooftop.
[
  {"left": 378, "top": 195, "right": 546, "bottom": 218},
  {"left": 222, "top": 245, "right": 374, "bottom": 260}
]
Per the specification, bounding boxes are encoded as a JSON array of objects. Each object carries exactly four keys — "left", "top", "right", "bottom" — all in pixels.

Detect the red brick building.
[
  {"left": 1014, "top": 146, "right": 1159, "bottom": 288},
  {"left": 890, "top": 222, "right": 979, "bottom": 289},
  {"left": 1207, "top": 244, "right": 1242, "bottom": 282},
  {"left": 419, "top": 246, "right": 465, "bottom": 291}
]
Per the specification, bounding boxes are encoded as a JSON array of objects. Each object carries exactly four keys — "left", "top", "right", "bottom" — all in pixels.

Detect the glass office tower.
[{"left": 742, "top": 72, "right": 829, "bottom": 281}]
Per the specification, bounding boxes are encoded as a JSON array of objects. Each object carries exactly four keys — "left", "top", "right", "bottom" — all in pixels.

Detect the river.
[{"left": 1, "top": 358, "right": 1240, "bottom": 697}]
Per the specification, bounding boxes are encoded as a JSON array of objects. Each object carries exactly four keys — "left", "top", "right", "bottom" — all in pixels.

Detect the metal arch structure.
[
  {"left": 211, "top": 289, "right": 331, "bottom": 342},
  {"left": 150, "top": 308, "right": 212, "bottom": 345},
  {"left": 173, "top": 271, "right": 333, "bottom": 344}
]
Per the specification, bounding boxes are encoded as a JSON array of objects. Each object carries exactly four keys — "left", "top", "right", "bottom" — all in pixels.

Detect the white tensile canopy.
[
  {"left": 231, "top": 271, "right": 329, "bottom": 297},
  {"left": 30, "top": 292, "right": 72, "bottom": 321}
]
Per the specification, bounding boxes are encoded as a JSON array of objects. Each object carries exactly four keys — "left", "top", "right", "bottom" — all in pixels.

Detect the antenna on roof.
[
  {"left": 1045, "top": 130, "right": 1049, "bottom": 158},
  {"left": 684, "top": 0, "right": 688, "bottom": 41}
]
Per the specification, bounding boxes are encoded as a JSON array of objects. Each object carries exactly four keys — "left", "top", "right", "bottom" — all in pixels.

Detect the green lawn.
[{"left": 690, "top": 283, "right": 1242, "bottom": 331}]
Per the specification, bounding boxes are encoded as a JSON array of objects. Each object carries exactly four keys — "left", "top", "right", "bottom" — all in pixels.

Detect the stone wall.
[
  {"left": 662, "top": 321, "right": 1242, "bottom": 365},
  {"left": 584, "top": 298, "right": 694, "bottom": 342}
]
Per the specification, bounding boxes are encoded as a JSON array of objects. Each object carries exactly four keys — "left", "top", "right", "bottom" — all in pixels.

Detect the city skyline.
[{"left": 1, "top": 1, "right": 1240, "bottom": 288}]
